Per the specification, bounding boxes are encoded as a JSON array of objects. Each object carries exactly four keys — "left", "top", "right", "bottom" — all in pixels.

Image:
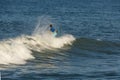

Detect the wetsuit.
[{"left": 50, "top": 27, "right": 55, "bottom": 32}]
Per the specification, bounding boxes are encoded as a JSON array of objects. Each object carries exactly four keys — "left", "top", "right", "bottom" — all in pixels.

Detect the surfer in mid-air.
[{"left": 49, "top": 24, "right": 58, "bottom": 37}]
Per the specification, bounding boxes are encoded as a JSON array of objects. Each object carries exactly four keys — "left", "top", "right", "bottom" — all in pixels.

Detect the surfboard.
[{"left": 53, "top": 31, "right": 57, "bottom": 37}]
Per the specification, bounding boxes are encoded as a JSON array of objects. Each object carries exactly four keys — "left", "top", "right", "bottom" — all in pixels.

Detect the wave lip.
[
  {"left": 0, "top": 33, "right": 75, "bottom": 65},
  {"left": 37, "top": 33, "right": 75, "bottom": 48}
]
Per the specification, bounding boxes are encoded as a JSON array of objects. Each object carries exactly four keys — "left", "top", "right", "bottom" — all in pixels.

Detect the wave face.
[
  {"left": 72, "top": 38, "right": 120, "bottom": 54},
  {"left": 0, "top": 17, "right": 75, "bottom": 65}
]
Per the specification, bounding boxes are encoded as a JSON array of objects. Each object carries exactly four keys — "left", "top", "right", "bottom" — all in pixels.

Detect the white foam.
[
  {"left": 0, "top": 38, "right": 34, "bottom": 65},
  {"left": 0, "top": 33, "right": 75, "bottom": 65},
  {"left": 0, "top": 16, "right": 75, "bottom": 65}
]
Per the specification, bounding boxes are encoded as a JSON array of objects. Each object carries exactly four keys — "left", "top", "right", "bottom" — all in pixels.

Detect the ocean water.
[{"left": 0, "top": 0, "right": 120, "bottom": 80}]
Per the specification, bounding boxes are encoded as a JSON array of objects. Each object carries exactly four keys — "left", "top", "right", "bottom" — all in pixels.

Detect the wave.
[
  {"left": 72, "top": 38, "right": 120, "bottom": 54},
  {"left": 0, "top": 38, "right": 34, "bottom": 65},
  {"left": 0, "top": 34, "right": 75, "bottom": 65},
  {"left": 0, "top": 17, "right": 75, "bottom": 65},
  {"left": 0, "top": 26, "right": 75, "bottom": 64}
]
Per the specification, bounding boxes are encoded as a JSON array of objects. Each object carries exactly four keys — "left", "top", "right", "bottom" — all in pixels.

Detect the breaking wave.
[{"left": 0, "top": 17, "right": 75, "bottom": 65}]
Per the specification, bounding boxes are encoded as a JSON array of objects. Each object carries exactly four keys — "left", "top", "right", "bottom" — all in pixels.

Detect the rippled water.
[{"left": 0, "top": 0, "right": 120, "bottom": 80}]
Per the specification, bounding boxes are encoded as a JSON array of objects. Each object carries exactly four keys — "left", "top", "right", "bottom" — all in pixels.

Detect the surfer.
[{"left": 49, "top": 24, "right": 58, "bottom": 37}]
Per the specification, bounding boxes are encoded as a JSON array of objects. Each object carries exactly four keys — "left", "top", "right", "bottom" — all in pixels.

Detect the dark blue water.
[{"left": 0, "top": 0, "right": 120, "bottom": 80}]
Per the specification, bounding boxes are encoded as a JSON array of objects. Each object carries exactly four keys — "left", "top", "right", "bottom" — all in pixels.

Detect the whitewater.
[{"left": 0, "top": 18, "right": 75, "bottom": 65}]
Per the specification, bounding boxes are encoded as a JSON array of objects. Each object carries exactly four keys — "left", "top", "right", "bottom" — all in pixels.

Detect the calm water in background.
[{"left": 0, "top": 0, "right": 120, "bottom": 80}]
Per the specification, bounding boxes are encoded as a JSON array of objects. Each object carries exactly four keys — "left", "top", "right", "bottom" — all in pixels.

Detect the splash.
[
  {"left": 0, "top": 38, "right": 34, "bottom": 65},
  {"left": 0, "top": 16, "right": 75, "bottom": 65}
]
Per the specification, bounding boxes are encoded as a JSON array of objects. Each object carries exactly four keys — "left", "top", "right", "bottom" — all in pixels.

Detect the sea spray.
[
  {"left": 0, "top": 38, "right": 34, "bottom": 65},
  {"left": 32, "top": 16, "right": 53, "bottom": 35},
  {"left": 0, "top": 33, "right": 75, "bottom": 65},
  {"left": 0, "top": 16, "right": 75, "bottom": 65}
]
